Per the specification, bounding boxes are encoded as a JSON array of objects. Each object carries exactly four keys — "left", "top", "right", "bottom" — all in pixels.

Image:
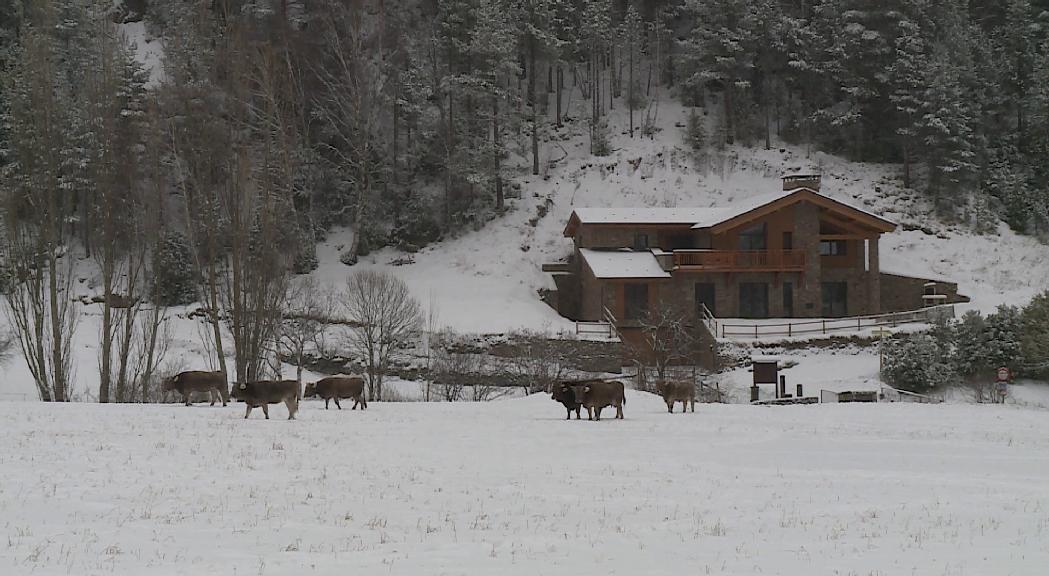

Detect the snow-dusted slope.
[
  {"left": 321, "top": 99, "right": 1049, "bottom": 338},
  {"left": 4, "top": 95, "right": 1049, "bottom": 398},
  {"left": 2, "top": 395, "right": 1047, "bottom": 575}
]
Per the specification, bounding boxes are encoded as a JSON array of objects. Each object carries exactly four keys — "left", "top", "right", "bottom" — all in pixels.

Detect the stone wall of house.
[
  {"left": 880, "top": 272, "right": 968, "bottom": 313},
  {"left": 795, "top": 202, "right": 822, "bottom": 315}
]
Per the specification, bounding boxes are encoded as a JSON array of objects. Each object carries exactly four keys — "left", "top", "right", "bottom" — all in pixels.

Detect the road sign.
[{"left": 997, "top": 367, "right": 1010, "bottom": 382}]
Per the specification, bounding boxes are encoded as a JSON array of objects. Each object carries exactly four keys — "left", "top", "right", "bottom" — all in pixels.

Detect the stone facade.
[
  {"left": 557, "top": 194, "right": 897, "bottom": 324},
  {"left": 880, "top": 272, "right": 969, "bottom": 313}
]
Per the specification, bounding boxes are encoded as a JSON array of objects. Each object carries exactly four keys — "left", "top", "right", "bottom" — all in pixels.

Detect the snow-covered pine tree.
[{"left": 679, "top": 0, "right": 756, "bottom": 146}]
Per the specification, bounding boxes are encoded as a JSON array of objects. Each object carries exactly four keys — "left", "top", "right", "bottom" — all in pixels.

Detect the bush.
[
  {"left": 1022, "top": 291, "right": 1049, "bottom": 374},
  {"left": 591, "top": 118, "right": 611, "bottom": 156},
  {"left": 983, "top": 305, "right": 1023, "bottom": 372},
  {"left": 684, "top": 108, "right": 706, "bottom": 153},
  {"left": 390, "top": 194, "right": 442, "bottom": 252},
  {"left": 881, "top": 333, "right": 954, "bottom": 394},
  {"left": 152, "top": 232, "right": 197, "bottom": 306}
]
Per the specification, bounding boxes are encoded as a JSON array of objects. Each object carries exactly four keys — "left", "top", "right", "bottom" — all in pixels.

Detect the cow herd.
[
  {"left": 163, "top": 370, "right": 699, "bottom": 421},
  {"left": 550, "top": 378, "right": 697, "bottom": 421},
  {"left": 163, "top": 371, "right": 368, "bottom": 420}
]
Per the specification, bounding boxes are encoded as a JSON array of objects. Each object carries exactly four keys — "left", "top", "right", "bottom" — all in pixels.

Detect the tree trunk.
[
  {"left": 494, "top": 94, "right": 503, "bottom": 210},
  {"left": 392, "top": 99, "right": 399, "bottom": 185},
  {"left": 556, "top": 64, "right": 563, "bottom": 128},
  {"left": 629, "top": 39, "right": 634, "bottom": 138},
  {"left": 529, "top": 37, "right": 539, "bottom": 176}
]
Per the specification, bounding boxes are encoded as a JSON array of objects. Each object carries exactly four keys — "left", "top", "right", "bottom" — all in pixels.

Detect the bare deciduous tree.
[
  {"left": 280, "top": 276, "right": 336, "bottom": 387},
  {"left": 633, "top": 302, "right": 700, "bottom": 384},
  {"left": 315, "top": 1, "right": 389, "bottom": 265},
  {"left": 343, "top": 270, "right": 421, "bottom": 401},
  {"left": 1, "top": 14, "right": 80, "bottom": 402},
  {"left": 505, "top": 329, "right": 568, "bottom": 394}
]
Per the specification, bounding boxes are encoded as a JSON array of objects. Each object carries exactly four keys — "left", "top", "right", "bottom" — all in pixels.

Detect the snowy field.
[{"left": 3, "top": 394, "right": 1049, "bottom": 576}]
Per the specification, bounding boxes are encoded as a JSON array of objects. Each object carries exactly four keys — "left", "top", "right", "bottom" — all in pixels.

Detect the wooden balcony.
[{"left": 673, "top": 249, "right": 806, "bottom": 272}]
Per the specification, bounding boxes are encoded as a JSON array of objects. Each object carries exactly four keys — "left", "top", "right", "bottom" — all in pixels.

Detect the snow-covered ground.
[{"left": 2, "top": 394, "right": 1048, "bottom": 575}]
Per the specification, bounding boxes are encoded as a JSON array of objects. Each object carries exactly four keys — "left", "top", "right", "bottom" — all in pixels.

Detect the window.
[
  {"left": 739, "top": 283, "right": 769, "bottom": 319},
  {"left": 633, "top": 233, "right": 649, "bottom": 250},
  {"left": 666, "top": 234, "right": 694, "bottom": 250},
  {"left": 782, "top": 232, "right": 793, "bottom": 250},
  {"left": 819, "top": 240, "right": 847, "bottom": 256},
  {"left": 624, "top": 283, "right": 649, "bottom": 320},
  {"left": 782, "top": 282, "right": 794, "bottom": 317},
  {"left": 695, "top": 283, "right": 716, "bottom": 318},
  {"left": 739, "top": 223, "right": 767, "bottom": 250},
  {"left": 821, "top": 282, "right": 848, "bottom": 317}
]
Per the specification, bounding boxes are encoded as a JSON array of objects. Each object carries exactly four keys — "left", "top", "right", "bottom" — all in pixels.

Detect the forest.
[{"left": 2, "top": 0, "right": 1049, "bottom": 402}]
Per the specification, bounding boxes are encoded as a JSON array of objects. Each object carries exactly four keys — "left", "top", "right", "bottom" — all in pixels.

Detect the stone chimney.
[{"left": 782, "top": 174, "right": 821, "bottom": 192}]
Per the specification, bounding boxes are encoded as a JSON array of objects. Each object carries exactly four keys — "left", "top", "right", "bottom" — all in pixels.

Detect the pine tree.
[{"left": 679, "top": 0, "right": 756, "bottom": 146}]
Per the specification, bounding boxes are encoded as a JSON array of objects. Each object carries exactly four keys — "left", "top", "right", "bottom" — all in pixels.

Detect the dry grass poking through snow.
[{"left": 2, "top": 394, "right": 1049, "bottom": 575}]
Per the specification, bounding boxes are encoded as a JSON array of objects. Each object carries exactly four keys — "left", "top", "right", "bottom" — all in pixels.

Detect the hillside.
[
  {"left": 3, "top": 99, "right": 1049, "bottom": 399},
  {"left": 311, "top": 99, "right": 1049, "bottom": 330}
]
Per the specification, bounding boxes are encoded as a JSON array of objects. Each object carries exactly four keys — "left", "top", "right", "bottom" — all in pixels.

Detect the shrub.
[
  {"left": 881, "top": 333, "right": 954, "bottom": 394},
  {"left": 152, "top": 232, "right": 197, "bottom": 306},
  {"left": 390, "top": 194, "right": 442, "bottom": 252},
  {"left": 1022, "top": 291, "right": 1049, "bottom": 375},
  {"left": 591, "top": 118, "right": 611, "bottom": 156},
  {"left": 684, "top": 108, "right": 706, "bottom": 153}
]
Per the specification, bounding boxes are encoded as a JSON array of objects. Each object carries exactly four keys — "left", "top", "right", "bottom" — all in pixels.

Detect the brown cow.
[
  {"left": 163, "top": 371, "right": 229, "bottom": 407},
  {"left": 658, "top": 381, "right": 696, "bottom": 413},
  {"left": 571, "top": 380, "right": 626, "bottom": 421},
  {"left": 551, "top": 381, "right": 582, "bottom": 420},
  {"left": 304, "top": 376, "right": 368, "bottom": 410},
  {"left": 232, "top": 380, "right": 300, "bottom": 420}
]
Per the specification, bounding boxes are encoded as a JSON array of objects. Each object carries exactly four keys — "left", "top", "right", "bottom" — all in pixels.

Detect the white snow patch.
[
  {"left": 579, "top": 248, "right": 671, "bottom": 279},
  {"left": 1, "top": 397, "right": 1048, "bottom": 574}
]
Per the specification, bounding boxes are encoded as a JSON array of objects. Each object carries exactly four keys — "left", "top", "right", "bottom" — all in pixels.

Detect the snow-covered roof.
[
  {"left": 579, "top": 249, "right": 671, "bottom": 279},
  {"left": 564, "top": 187, "right": 896, "bottom": 236},
  {"left": 689, "top": 189, "right": 799, "bottom": 229},
  {"left": 570, "top": 207, "right": 731, "bottom": 227}
]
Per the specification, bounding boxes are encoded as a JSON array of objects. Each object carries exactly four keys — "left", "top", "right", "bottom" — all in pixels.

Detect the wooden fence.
[{"left": 714, "top": 304, "right": 956, "bottom": 339}]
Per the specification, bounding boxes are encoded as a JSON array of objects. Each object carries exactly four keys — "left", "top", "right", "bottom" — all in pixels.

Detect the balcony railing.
[{"left": 673, "top": 249, "right": 806, "bottom": 272}]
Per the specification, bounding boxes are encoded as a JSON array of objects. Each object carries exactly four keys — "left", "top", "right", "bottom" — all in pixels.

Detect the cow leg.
[
  {"left": 666, "top": 401, "right": 673, "bottom": 413},
  {"left": 221, "top": 388, "right": 228, "bottom": 407},
  {"left": 565, "top": 408, "right": 571, "bottom": 420},
  {"left": 617, "top": 403, "right": 624, "bottom": 419},
  {"left": 595, "top": 406, "right": 602, "bottom": 421},
  {"left": 352, "top": 397, "right": 359, "bottom": 410},
  {"left": 334, "top": 397, "right": 342, "bottom": 410},
  {"left": 209, "top": 390, "right": 217, "bottom": 406},
  {"left": 262, "top": 404, "right": 270, "bottom": 420},
  {"left": 244, "top": 405, "right": 252, "bottom": 419},
  {"left": 184, "top": 393, "right": 192, "bottom": 407},
  {"left": 690, "top": 400, "right": 695, "bottom": 412},
  {"left": 574, "top": 407, "right": 580, "bottom": 419},
  {"left": 286, "top": 397, "right": 298, "bottom": 420},
  {"left": 324, "top": 398, "right": 330, "bottom": 410},
  {"left": 586, "top": 406, "right": 594, "bottom": 421}
]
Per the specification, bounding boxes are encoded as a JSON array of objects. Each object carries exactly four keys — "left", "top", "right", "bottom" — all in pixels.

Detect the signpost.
[{"left": 995, "top": 367, "right": 1010, "bottom": 404}]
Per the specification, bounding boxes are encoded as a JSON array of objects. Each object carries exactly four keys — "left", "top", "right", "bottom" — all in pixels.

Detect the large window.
[
  {"left": 739, "top": 283, "right": 769, "bottom": 319},
  {"left": 821, "top": 282, "right": 848, "bottom": 317},
  {"left": 695, "top": 283, "right": 716, "bottom": 318},
  {"left": 819, "top": 240, "right": 847, "bottom": 256},
  {"left": 739, "top": 223, "right": 767, "bottom": 250},
  {"left": 624, "top": 283, "right": 649, "bottom": 320}
]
